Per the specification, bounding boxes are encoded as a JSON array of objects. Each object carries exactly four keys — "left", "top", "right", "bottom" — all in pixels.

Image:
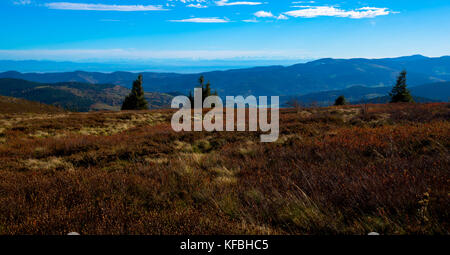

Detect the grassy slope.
[
  {"left": 0, "top": 95, "right": 64, "bottom": 114},
  {"left": 0, "top": 103, "right": 448, "bottom": 234}
]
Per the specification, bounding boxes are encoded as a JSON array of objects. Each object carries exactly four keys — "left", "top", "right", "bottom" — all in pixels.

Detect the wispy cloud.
[
  {"left": 254, "top": 11, "right": 289, "bottom": 20},
  {"left": 243, "top": 18, "right": 259, "bottom": 23},
  {"left": 291, "top": 1, "right": 316, "bottom": 3},
  {"left": 169, "top": 17, "right": 230, "bottom": 23},
  {"left": 186, "top": 3, "right": 208, "bottom": 8},
  {"left": 44, "top": 2, "right": 166, "bottom": 11},
  {"left": 215, "top": 0, "right": 262, "bottom": 6},
  {"left": 285, "top": 6, "right": 392, "bottom": 19},
  {"left": 100, "top": 19, "right": 121, "bottom": 22},
  {"left": 254, "top": 11, "right": 274, "bottom": 18},
  {"left": 13, "top": 0, "right": 31, "bottom": 5},
  {"left": 277, "top": 14, "right": 288, "bottom": 20}
]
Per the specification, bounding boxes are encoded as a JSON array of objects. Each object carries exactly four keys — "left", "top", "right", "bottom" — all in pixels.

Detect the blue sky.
[{"left": 1, "top": 0, "right": 449, "bottom": 62}]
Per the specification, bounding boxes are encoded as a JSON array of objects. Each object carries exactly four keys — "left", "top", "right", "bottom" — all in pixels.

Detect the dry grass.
[
  {"left": 0, "top": 103, "right": 448, "bottom": 235},
  {"left": 0, "top": 95, "right": 64, "bottom": 114}
]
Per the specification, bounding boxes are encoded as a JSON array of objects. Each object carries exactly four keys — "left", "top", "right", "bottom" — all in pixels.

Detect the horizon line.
[{"left": 0, "top": 54, "right": 449, "bottom": 75}]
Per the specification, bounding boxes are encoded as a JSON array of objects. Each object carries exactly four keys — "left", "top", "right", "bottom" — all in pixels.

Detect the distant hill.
[
  {"left": 1, "top": 55, "right": 449, "bottom": 96},
  {"left": 282, "top": 82, "right": 449, "bottom": 106},
  {"left": 408, "top": 81, "right": 450, "bottom": 102},
  {"left": 282, "top": 86, "right": 391, "bottom": 106},
  {"left": 0, "top": 95, "right": 64, "bottom": 114},
  {"left": 0, "top": 78, "right": 173, "bottom": 112},
  {"left": 354, "top": 95, "right": 441, "bottom": 104}
]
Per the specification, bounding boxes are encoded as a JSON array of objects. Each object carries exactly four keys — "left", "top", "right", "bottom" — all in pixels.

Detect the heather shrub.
[{"left": 0, "top": 103, "right": 448, "bottom": 234}]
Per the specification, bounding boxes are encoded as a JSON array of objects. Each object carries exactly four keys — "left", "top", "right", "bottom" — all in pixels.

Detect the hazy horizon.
[
  {"left": 1, "top": 54, "right": 449, "bottom": 73},
  {"left": 0, "top": 58, "right": 311, "bottom": 73}
]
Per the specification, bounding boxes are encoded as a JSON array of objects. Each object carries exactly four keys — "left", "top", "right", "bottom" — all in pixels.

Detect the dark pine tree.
[
  {"left": 121, "top": 74, "right": 149, "bottom": 110},
  {"left": 334, "top": 95, "right": 347, "bottom": 106},
  {"left": 390, "top": 70, "right": 414, "bottom": 103},
  {"left": 204, "top": 81, "right": 211, "bottom": 102},
  {"left": 188, "top": 76, "right": 218, "bottom": 108}
]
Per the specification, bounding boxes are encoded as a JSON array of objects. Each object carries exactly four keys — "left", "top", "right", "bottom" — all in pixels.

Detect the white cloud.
[
  {"left": 44, "top": 2, "right": 166, "bottom": 11},
  {"left": 169, "top": 17, "right": 229, "bottom": 23},
  {"left": 169, "top": 0, "right": 207, "bottom": 3},
  {"left": 216, "top": 0, "right": 262, "bottom": 6},
  {"left": 285, "top": 6, "right": 392, "bottom": 19},
  {"left": 277, "top": 14, "right": 288, "bottom": 20},
  {"left": 187, "top": 3, "right": 207, "bottom": 8},
  {"left": 253, "top": 11, "right": 288, "bottom": 20},
  {"left": 254, "top": 11, "right": 274, "bottom": 18},
  {"left": 243, "top": 18, "right": 259, "bottom": 23},
  {"left": 100, "top": 19, "right": 121, "bottom": 22},
  {"left": 292, "top": 1, "right": 315, "bottom": 3},
  {"left": 13, "top": 0, "right": 31, "bottom": 5}
]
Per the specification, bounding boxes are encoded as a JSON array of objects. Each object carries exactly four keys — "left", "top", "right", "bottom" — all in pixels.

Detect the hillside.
[
  {"left": 0, "top": 103, "right": 448, "bottom": 234},
  {"left": 0, "top": 78, "right": 173, "bottom": 112},
  {"left": 283, "top": 82, "right": 449, "bottom": 106},
  {"left": 0, "top": 95, "right": 64, "bottom": 114},
  {"left": 356, "top": 95, "right": 441, "bottom": 104},
  {"left": 1, "top": 55, "right": 449, "bottom": 96},
  {"left": 409, "top": 81, "right": 450, "bottom": 102}
]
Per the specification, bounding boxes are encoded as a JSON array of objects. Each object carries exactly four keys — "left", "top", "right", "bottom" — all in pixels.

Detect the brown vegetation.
[
  {"left": 0, "top": 95, "right": 64, "bottom": 114},
  {"left": 0, "top": 103, "right": 448, "bottom": 234}
]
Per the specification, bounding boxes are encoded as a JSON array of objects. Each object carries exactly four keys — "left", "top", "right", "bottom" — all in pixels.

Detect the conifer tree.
[
  {"left": 188, "top": 76, "right": 218, "bottom": 107},
  {"left": 390, "top": 70, "right": 414, "bottom": 103},
  {"left": 204, "top": 81, "right": 211, "bottom": 102},
  {"left": 121, "top": 74, "right": 149, "bottom": 110},
  {"left": 334, "top": 95, "right": 347, "bottom": 106}
]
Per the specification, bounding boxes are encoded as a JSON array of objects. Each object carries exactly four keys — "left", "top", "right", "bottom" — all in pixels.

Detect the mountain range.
[
  {"left": 0, "top": 55, "right": 449, "bottom": 111},
  {"left": 1, "top": 55, "right": 449, "bottom": 97}
]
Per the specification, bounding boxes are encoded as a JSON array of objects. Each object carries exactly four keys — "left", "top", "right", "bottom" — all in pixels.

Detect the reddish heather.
[{"left": 0, "top": 103, "right": 448, "bottom": 234}]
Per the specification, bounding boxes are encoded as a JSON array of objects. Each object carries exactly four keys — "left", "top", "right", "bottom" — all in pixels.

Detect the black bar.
[{"left": 0, "top": 235, "right": 447, "bottom": 254}]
